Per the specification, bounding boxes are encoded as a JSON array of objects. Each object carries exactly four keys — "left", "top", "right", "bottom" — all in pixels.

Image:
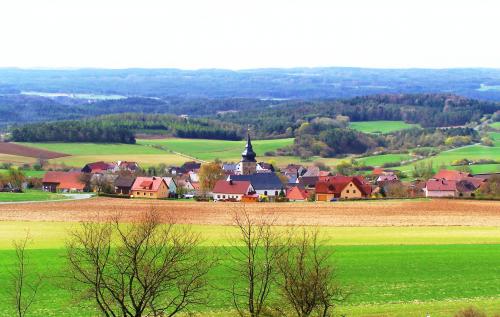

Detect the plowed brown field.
[
  {"left": 1, "top": 198, "right": 500, "bottom": 226},
  {"left": 0, "top": 142, "right": 68, "bottom": 159}
]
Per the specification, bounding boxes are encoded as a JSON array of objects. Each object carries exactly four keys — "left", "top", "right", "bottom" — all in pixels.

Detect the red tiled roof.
[
  {"left": 315, "top": 175, "right": 372, "bottom": 196},
  {"left": 426, "top": 179, "right": 457, "bottom": 191},
  {"left": 286, "top": 186, "right": 308, "bottom": 200},
  {"left": 433, "top": 170, "right": 472, "bottom": 181},
  {"left": 213, "top": 180, "right": 252, "bottom": 195},
  {"left": 84, "top": 161, "right": 115, "bottom": 173},
  {"left": 131, "top": 177, "right": 167, "bottom": 192},
  {"left": 42, "top": 171, "right": 86, "bottom": 190}
]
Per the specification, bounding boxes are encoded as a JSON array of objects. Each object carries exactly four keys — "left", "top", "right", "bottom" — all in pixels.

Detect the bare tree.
[
  {"left": 276, "top": 229, "right": 346, "bottom": 317},
  {"left": 10, "top": 233, "right": 43, "bottom": 317},
  {"left": 225, "top": 206, "right": 285, "bottom": 317},
  {"left": 66, "top": 210, "right": 212, "bottom": 317}
]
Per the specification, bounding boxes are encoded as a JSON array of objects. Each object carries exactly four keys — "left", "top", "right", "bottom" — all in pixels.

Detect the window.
[
  {"left": 350, "top": 183, "right": 353, "bottom": 187},
  {"left": 144, "top": 192, "right": 146, "bottom": 196},
  {"left": 223, "top": 195, "right": 226, "bottom": 199},
  {"left": 136, "top": 192, "right": 140, "bottom": 195},
  {"left": 346, "top": 190, "right": 350, "bottom": 193},
  {"left": 217, "top": 195, "right": 221, "bottom": 198},
  {"left": 150, "top": 193, "right": 153, "bottom": 196},
  {"left": 264, "top": 191, "right": 268, "bottom": 195},
  {"left": 275, "top": 191, "right": 278, "bottom": 196},
  {"left": 353, "top": 190, "right": 356, "bottom": 193}
]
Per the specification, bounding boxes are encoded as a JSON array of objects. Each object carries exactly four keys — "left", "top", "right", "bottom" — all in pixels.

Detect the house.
[
  {"left": 376, "top": 174, "right": 399, "bottom": 184},
  {"left": 222, "top": 163, "right": 238, "bottom": 174},
  {"left": 256, "top": 162, "right": 275, "bottom": 173},
  {"left": 42, "top": 171, "right": 86, "bottom": 192},
  {"left": 114, "top": 175, "right": 136, "bottom": 195},
  {"left": 315, "top": 176, "right": 372, "bottom": 201},
  {"left": 115, "top": 161, "right": 139, "bottom": 173},
  {"left": 286, "top": 186, "right": 309, "bottom": 202},
  {"left": 433, "top": 170, "right": 472, "bottom": 181},
  {"left": 212, "top": 180, "right": 254, "bottom": 201},
  {"left": 298, "top": 176, "right": 319, "bottom": 190},
  {"left": 182, "top": 161, "right": 201, "bottom": 172},
  {"left": 302, "top": 166, "right": 320, "bottom": 177},
  {"left": 81, "top": 161, "right": 115, "bottom": 174},
  {"left": 229, "top": 173, "right": 284, "bottom": 197},
  {"left": 131, "top": 177, "right": 169, "bottom": 199},
  {"left": 162, "top": 177, "right": 177, "bottom": 197},
  {"left": 424, "top": 179, "right": 457, "bottom": 197}
]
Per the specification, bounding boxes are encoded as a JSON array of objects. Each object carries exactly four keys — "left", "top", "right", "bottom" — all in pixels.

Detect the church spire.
[{"left": 241, "top": 128, "right": 256, "bottom": 162}]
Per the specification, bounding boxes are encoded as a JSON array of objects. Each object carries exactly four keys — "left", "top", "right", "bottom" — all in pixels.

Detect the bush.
[
  {"left": 382, "top": 162, "right": 401, "bottom": 168},
  {"left": 454, "top": 307, "right": 486, "bottom": 317}
]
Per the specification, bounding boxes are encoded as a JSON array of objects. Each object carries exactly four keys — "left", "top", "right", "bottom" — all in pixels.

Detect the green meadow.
[
  {"left": 137, "top": 137, "right": 295, "bottom": 161},
  {"left": 1, "top": 222, "right": 500, "bottom": 316},
  {"left": 0, "top": 190, "right": 65, "bottom": 202},
  {"left": 350, "top": 121, "right": 419, "bottom": 134},
  {"left": 0, "top": 168, "right": 46, "bottom": 178},
  {"left": 357, "top": 153, "right": 412, "bottom": 167}
]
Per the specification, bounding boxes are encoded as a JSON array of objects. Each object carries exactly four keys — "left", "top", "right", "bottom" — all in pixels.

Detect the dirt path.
[{"left": 0, "top": 198, "right": 499, "bottom": 226}]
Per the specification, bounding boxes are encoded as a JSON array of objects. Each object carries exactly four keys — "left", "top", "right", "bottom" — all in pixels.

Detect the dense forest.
[
  {"left": 219, "top": 94, "right": 499, "bottom": 138},
  {"left": 9, "top": 114, "right": 242, "bottom": 143}
]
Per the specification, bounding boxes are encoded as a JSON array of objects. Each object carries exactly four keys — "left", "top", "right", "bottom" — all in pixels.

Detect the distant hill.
[{"left": 1, "top": 67, "right": 500, "bottom": 100}]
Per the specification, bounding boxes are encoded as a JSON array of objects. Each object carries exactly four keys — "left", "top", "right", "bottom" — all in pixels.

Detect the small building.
[
  {"left": 424, "top": 179, "right": 458, "bottom": 197},
  {"left": 115, "top": 161, "right": 140, "bottom": 173},
  {"left": 315, "top": 176, "right": 372, "bottom": 201},
  {"left": 286, "top": 186, "right": 309, "bottom": 202},
  {"left": 81, "top": 161, "right": 116, "bottom": 174},
  {"left": 229, "top": 173, "right": 284, "bottom": 197},
  {"left": 433, "top": 170, "right": 472, "bottom": 181},
  {"left": 114, "top": 175, "right": 136, "bottom": 195},
  {"left": 42, "top": 171, "right": 86, "bottom": 193},
  {"left": 131, "top": 177, "right": 169, "bottom": 199},
  {"left": 212, "top": 180, "right": 254, "bottom": 201},
  {"left": 162, "top": 177, "right": 177, "bottom": 197},
  {"left": 298, "top": 176, "right": 319, "bottom": 190}
]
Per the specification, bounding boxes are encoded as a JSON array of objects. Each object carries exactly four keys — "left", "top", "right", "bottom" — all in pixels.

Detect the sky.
[{"left": 0, "top": 0, "right": 499, "bottom": 70}]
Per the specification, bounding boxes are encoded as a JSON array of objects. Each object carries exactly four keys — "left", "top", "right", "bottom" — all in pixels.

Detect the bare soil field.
[
  {"left": 0, "top": 142, "right": 68, "bottom": 159},
  {"left": 0, "top": 198, "right": 499, "bottom": 226}
]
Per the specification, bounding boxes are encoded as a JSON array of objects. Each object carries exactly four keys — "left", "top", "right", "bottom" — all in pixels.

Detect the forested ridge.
[{"left": 10, "top": 113, "right": 242, "bottom": 143}]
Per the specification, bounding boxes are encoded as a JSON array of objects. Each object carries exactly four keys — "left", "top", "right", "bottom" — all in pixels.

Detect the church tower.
[{"left": 239, "top": 130, "right": 257, "bottom": 175}]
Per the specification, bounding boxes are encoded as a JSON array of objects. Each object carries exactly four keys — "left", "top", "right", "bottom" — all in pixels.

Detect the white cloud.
[{"left": 0, "top": 0, "right": 498, "bottom": 69}]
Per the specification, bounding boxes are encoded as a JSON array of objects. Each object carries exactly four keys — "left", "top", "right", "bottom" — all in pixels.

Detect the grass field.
[
  {"left": 490, "top": 122, "right": 500, "bottom": 129},
  {"left": 350, "top": 121, "right": 419, "bottom": 134},
  {"left": 0, "top": 222, "right": 500, "bottom": 316},
  {"left": 0, "top": 190, "right": 65, "bottom": 202},
  {"left": 12, "top": 139, "right": 296, "bottom": 167},
  {"left": 0, "top": 168, "right": 46, "bottom": 178},
  {"left": 137, "top": 137, "right": 295, "bottom": 161},
  {"left": 357, "top": 153, "right": 412, "bottom": 167}
]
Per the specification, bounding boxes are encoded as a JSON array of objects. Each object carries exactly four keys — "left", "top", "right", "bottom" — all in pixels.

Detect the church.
[{"left": 228, "top": 131, "right": 284, "bottom": 198}]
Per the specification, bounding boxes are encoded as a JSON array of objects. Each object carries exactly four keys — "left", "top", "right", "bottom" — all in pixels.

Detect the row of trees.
[{"left": 8, "top": 208, "right": 345, "bottom": 317}]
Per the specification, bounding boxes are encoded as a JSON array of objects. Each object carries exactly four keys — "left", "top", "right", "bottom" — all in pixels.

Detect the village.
[{"left": 33, "top": 132, "right": 498, "bottom": 202}]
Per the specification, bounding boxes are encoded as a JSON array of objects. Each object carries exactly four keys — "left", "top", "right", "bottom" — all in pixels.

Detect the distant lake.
[
  {"left": 20, "top": 91, "right": 126, "bottom": 100},
  {"left": 477, "top": 84, "right": 500, "bottom": 92}
]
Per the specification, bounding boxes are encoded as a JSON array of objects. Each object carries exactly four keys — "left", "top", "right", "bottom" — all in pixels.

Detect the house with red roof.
[
  {"left": 433, "top": 170, "right": 472, "bottom": 181},
  {"left": 423, "top": 179, "right": 458, "bottom": 197},
  {"left": 212, "top": 180, "right": 254, "bottom": 201},
  {"left": 81, "top": 161, "right": 116, "bottom": 174},
  {"left": 286, "top": 186, "right": 309, "bottom": 202},
  {"left": 315, "top": 175, "right": 372, "bottom": 201},
  {"left": 42, "top": 171, "right": 86, "bottom": 192},
  {"left": 131, "top": 176, "right": 169, "bottom": 199}
]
